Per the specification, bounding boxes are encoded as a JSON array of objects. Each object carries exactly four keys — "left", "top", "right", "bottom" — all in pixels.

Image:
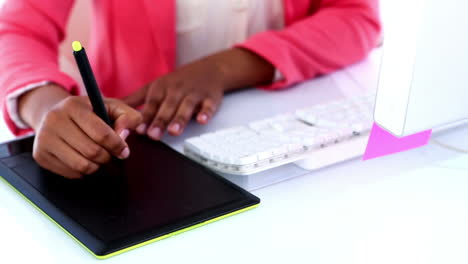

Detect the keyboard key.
[
  {"left": 185, "top": 137, "right": 207, "bottom": 154},
  {"left": 234, "top": 154, "right": 258, "bottom": 166},
  {"left": 248, "top": 120, "right": 271, "bottom": 132},
  {"left": 215, "top": 126, "right": 246, "bottom": 137}
]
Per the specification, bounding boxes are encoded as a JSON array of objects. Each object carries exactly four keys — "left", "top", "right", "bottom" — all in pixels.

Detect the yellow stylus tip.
[{"left": 72, "top": 41, "right": 82, "bottom": 52}]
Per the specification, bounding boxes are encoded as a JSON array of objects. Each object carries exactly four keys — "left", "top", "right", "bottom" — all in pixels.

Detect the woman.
[{"left": 0, "top": 0, "right": 380, "bottom": 178}]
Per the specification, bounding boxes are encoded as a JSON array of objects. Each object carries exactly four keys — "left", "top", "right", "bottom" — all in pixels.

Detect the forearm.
[
  {"left": 237, "top": 0, "right": 381, "bottom": 90},
  {"left": 203, "top": 48, "right": 276, "bottom": 92},
  {"left": 18, "top": 84, "right": 70, "bottom": 130}
]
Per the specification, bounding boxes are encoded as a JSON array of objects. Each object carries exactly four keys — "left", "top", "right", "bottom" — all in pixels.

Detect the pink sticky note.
[{"left": 363, "top": 123, "right": 432, "bottom": 160}]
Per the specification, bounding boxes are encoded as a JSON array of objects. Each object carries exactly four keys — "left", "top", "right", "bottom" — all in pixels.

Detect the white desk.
[{"left": 2, "top": 49, "right": 468, "bottom": 264}]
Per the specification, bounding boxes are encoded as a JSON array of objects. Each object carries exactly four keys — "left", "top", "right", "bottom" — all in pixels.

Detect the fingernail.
[
  {"left": 199, "top": 114, "right": 208, "bottom": 123},
  {"left": 136, "top": 124, "right": 147, "bottom": 134},
  {"left": 119, "top": 129, "right": 130, "bottom": 141},
  {"left": 169, "top": 123, "right": 180, "bottom": 133},
  {"left": 119, "top": 147, "right": 130, "bottom": 159},
  {"left": 148, "top": 127, "right": 162, "bottom": 140}
]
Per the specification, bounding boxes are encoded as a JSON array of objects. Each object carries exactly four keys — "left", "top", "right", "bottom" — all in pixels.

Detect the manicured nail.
[
  {"left": 119, "top": 129, "right": 130, "bottom": 141},
  {"left": 148, "top": 127, "right": 162, "bottom": 140},
  {"left": 199, "top": 114, "right": 208, "bottom": 123},
  {"left": 169, "top": 123, "right": 180, "bottom": 133},
  {"left": 119, "top": 147, "right": 130, "bottom": 159},
  {"left": 136, "top": 124, "right": 147, "bottom": 134}
]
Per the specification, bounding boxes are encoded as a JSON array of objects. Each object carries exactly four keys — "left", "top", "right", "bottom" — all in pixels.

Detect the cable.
[{"left": 430, "top": 138, "right": 468, "bottom": 154}]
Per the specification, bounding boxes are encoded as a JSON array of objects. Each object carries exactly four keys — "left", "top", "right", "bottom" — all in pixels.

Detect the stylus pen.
[{"left": 72, "top": 41, "right": 112, "bottom": 126}]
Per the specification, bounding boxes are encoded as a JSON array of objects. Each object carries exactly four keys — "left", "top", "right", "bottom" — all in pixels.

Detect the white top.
[
  {"left": 6, "top": 0, "right": 285, "bottom": 129},
  {"left": 176, "top": 0, "right": 284, "bottom": 66}
]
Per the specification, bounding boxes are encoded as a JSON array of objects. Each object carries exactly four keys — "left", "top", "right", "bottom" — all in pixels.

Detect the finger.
[
  {"left": 70, "top": 109, "right": 130, "bottom": 159},
  {"left": 148, "top": 92, "right": 184, "bottom": 140},
  {"left": 167, "top": 96, "right": 199, "bottom": 136},
  {"left": 196, "top": 97, "right": 221, "bottom": 125},
  {"left": 105, "top": 99, "right": 143, "bottom": 134},
  {"left": 139, "top": 83, "right": 166, "bottom": 135},
  {"left": 59, "top": 120, "right": 112, "bottom": 164},
  {"left": 122, "top": 84, "right": 149, "bottom": 108},
  {"left": 48, "top": 139, "right": 100, "bottom": 176},
  {"left": 34, "top": 150, "right": 82, "bottom": 179},
  {"left": 41, "top": 153, "right": 83, "bottom": 180}
]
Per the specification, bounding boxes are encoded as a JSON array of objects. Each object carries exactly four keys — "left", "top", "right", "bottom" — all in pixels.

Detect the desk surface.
[{"left": 2, "top": 49, "right": 468, "bottom": 264}]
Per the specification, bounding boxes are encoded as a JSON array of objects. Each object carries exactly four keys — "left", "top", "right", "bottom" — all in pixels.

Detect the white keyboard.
[{"left": 184, "top": 93, "right": 375, "bottom": 175}]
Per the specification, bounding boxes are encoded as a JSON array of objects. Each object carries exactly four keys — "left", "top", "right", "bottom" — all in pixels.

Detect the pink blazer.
[{"left": 0, "top": 0, "right": 381, "bottom": 135}]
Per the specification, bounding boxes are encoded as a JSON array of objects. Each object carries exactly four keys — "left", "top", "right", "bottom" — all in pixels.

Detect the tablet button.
[
  {"left": 0, "top": 145, "right": 12, "bottom": 159},
  {"left": 1, "top": 156, "right": 19, "bottom": 168}
]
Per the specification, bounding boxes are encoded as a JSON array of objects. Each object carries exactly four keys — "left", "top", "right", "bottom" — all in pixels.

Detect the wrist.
[
  {"left": 18, "top": 84, "right": 70, "bottom": 129},
  {"left": 209, "top": 48, "right": 275, "bottom": 92}
]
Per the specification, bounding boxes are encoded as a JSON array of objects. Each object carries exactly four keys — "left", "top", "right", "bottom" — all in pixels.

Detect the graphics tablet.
[{"left": 0, "top": 134, "right": 260, "bottom": 259}]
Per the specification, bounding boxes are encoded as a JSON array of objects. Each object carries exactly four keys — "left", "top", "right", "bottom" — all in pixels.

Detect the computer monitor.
[{"left": 374, "top": 0, "right": 468, "bottom": 137}]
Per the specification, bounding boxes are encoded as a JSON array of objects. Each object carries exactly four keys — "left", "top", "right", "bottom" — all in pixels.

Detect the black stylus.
[{"left": 72, "top": 41, "right": 112, "bottom": 126}]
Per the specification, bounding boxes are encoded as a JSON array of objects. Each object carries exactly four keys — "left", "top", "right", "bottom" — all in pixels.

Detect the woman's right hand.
[{"left": 32, "top": 96, "right": 142, "bottom": 179}]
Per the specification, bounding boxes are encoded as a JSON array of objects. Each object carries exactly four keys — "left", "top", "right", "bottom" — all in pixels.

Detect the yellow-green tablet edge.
[{"left": 0, "top": 175, "right": 259, "bottom": 259}]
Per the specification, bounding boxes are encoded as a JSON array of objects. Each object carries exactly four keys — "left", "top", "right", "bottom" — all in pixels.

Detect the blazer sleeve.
[
  {"left": 0, "top": 0, "right": 79, "bottom": 135},
  {"left": 237, "top": 0, "right": 381, "bottom": 90}
]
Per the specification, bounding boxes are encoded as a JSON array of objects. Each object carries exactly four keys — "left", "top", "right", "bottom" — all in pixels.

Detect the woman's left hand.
[
  {"left": 123, "top": 48, "right": 275, "bottom": 140},
  {"left": 124, "top": 53, "right": 225, "bottom": 140}
]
